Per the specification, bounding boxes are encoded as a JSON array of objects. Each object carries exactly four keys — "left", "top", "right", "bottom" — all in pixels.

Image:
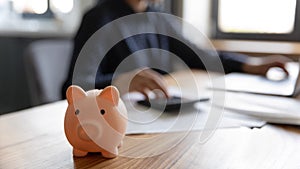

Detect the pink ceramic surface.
[{"left": 64, "top": 85, "right": 127, "bottom": 158}]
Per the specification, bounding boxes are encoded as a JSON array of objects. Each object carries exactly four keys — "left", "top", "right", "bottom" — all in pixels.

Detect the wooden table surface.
[
  {"left": 1, "top": 71, "right": 300, "bottom": 169},
  {"left": 212, "top": 39, "right": 300, "bottom": 58}
]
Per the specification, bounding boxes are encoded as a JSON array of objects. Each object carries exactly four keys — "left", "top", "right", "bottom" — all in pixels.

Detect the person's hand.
[
  {"left": 242, "top": 55, "right": 291, "bottom": 76},
  {"left": 129, "top": 68, "right": 170, "bottom": 98},
  {"left": 112, "top": 68, "right": 170, "bottom": 99}
]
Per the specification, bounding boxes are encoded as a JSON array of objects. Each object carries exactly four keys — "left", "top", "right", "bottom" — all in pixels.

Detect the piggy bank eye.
[
  {"left": 75, "top": 109, "right": 80, "bottom": 115},
  {"left": 100, "top": 109, "right": 105, "bottom": 115}
]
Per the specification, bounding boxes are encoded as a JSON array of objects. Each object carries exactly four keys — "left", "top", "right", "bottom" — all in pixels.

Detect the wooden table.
[
  {"left": 212, "top": 39, "right": 300, "bottom": 58},
  {"left": 1, "top": 71, "right": 300, "bottom": 169}
]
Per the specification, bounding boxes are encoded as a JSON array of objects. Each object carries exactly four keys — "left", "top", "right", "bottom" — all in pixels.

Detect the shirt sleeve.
[
  {"left": 169, "top": 36, "right": 248, "bottom": 74},
  {"left": 62, "top": 8, "right": 114, "bottom": 97},
  {"left": 217, "top": 51, "right": 248, "bottom": 73}
]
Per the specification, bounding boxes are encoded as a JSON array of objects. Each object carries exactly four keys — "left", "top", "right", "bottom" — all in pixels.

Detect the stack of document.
[
  {"left": 215, "top": 92, "right": 300, "bottom": 125},
  {"left": 122, "top": 92, "right": 266, "bottom": 134}
]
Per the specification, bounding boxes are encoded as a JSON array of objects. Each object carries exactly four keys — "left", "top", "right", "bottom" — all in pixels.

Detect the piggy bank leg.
[
  {"left": 101, "top": 149, "right": 117, "bottom": 158},
  {"left": 73, "top": 148, "right": 88, "bottom": 157},
  {"left": 118, "top": 141, "right": 123, "bottom": 148}
]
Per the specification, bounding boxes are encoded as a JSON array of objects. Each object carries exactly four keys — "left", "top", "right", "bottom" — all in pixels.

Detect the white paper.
[
  {"left": 215, "top": 92, "right": 300, "bottom": 125},
  {"left": 123, "top": 91, "right": 265, "bottom": 134}
]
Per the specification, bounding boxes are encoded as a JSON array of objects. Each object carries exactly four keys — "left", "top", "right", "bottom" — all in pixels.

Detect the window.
[
  {"left": 0, "top": 0, "right": 81, "bottom": 38},
  {"left": 2, "top": 0, "right": 74, "bottom": 18},
  {"left": 12, "top": 0, "right": 48, "bottom": 15},
  {"left": 50, "top": 0, "right": 74, "bottom": 14},
  {"left": 212, "top": 0, "right": 300, "bottom": 41}
]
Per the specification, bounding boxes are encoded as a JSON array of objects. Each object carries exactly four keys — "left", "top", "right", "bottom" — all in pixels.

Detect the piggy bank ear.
[
  {"left": 66, "top": 85, "right": 86, "bottom": 104},
  {"left": 99, "top": 86, "right": 120, "bottom": 106}
]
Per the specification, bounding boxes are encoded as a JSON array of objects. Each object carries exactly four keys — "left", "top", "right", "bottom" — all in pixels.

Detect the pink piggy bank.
[{"left": 64, "top": 85, "right": 127, "bottom": 158}]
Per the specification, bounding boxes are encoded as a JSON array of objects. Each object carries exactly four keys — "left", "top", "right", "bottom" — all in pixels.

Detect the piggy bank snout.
[{"left": 77, "top": 123, "right": 102, "bottom": 142}]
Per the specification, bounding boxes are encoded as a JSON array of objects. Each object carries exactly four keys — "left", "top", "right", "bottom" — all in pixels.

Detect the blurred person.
[{"left": 62, "top": 0, "right": 289, "bottom": 98}]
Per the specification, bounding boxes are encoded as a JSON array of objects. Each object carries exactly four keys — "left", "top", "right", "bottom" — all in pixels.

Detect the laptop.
[{"left": 212, "top": 61, "right": 300, "bottom": 97}]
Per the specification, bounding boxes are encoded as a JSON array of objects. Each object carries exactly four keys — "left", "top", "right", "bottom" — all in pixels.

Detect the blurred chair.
[{"left": 24, "top": 39, "right": 72, "bottom": 106}]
